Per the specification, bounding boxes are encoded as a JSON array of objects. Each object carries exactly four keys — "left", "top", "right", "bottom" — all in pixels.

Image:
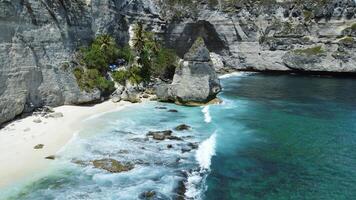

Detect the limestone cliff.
[
  {"left": 0, "top": 0, "right": 355, "bottom": 125},
  {"left": 161, "top": 0, "right": 356, "bottom": 73}
]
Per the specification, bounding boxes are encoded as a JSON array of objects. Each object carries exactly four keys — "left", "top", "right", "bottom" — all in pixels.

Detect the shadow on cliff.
[{"left": 165, "top": 20, "right": 229, "bottom": 57}]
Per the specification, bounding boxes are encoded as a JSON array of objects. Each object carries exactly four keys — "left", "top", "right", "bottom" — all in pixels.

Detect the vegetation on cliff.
[
  {"left": 74, "top": 25, "right": 178, "bottom": 95},
  {"left": 293, "top": 45, "right": 325, "bottom": 56}
]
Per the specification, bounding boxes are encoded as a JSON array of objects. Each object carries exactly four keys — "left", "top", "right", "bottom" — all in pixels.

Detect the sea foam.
[
  {"left": 219, "top": 71, "right": 257, "bottom": 79},
  {"left": 185, "top": 133, "right": 217, "bottom": 199},
  {"left": 202, "top": 106, "right": 212, "bottom": 123},
  {"left": 196, "top": 133, "right": 217, "bottom": 170}
]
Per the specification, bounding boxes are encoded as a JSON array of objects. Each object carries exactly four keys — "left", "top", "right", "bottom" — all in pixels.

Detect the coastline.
[{"left": 0, "top": 100, "right": 133, "bottom": 188}]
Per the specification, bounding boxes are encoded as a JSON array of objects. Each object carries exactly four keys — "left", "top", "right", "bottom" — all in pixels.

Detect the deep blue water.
[{"left": 1, "top": 73, "right": 356, "bottom": 200}]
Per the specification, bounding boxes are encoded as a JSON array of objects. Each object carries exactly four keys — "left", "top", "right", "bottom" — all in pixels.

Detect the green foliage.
[
  {"left": 132, "top": 23, "right": 178, "bottom": 83},
  {"left": 73, "top": 68, "right": 115, "bottom": 95},
  {"left": 293, "top": 45, "right": 325, "bottom": 56},
  {"left": 152, "top": 48, "right": 178, "bottom": 78},
  {"left": 339, "top": 36, "right": 354, "bottom": 44},
  {"left": 80, "top": 35, "right": 119, "bottom": 73},
  {"left": 351, "top": 23, "right": 356, "bottom": 31},
  {"left": 118, "top": 45, "right": 135, "bottom": 63},
  {"left": 112, "top": 70, "right": 128, "bottom": 85},
  {"left": 303, "top": 10, "right": 313, "bottom": 21},
  {"left": 112, "top": 66, "right": 143, "bottom": 85}
]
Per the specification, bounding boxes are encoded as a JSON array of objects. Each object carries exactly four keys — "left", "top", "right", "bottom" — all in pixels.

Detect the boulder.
[
  {"left": 34, "top": 144, "right": 44, "bottom": 149},
  {"left": 156, "top": 37, "right": 221, "bottom": 105},
  {"left": 147, "top": 130, "right": 172, "bottom": 140},
  {"left": 92, "top": 159, "right": 134, "bottom": 173},
  {"left": 174, "top": 124, "right": 191, "bottom": 131}
]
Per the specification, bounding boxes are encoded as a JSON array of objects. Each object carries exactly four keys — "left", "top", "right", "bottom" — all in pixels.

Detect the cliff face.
[
  {"left": 162, "top": 0, "right": 356, "bottom": 73},
  {"left": 0, "top": 0, "right": 143, "bottom": 125},
  {"left": 0, "top": 0, "right": 355, "bottom": 125}
]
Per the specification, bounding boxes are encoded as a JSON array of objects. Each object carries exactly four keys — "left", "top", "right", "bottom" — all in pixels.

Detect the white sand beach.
[{"left": 0, "top": 101, "right": 132, "bottom": 188}]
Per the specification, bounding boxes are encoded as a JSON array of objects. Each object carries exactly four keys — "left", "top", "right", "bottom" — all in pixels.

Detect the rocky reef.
[
  {"left": 156, "top": 37, "right": 221, "bottom": 105},
  {"left": 0, "top": 0, "right": 355, "bottom": 125}
]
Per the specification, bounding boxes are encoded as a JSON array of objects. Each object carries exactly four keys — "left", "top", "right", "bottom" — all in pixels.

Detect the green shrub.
[
  {"left": 339, "top": 36, "right": 354, "bottom": 44},
  {"left": 351, "top": 23, "right": 356, "bottom": 31},
  {"left": 73, "top": 68, "right": 115, "bottom": 95},
  {"left": 293, "top": 45, "right": 325, "bottom": 56},
  {"left": 152, "top": 48, "right": 178, "bottom": 78},
  {"left": 118, "top": 45, "right": 135, "bottom": 63},
  {"left": 112, "top": 66, "right": 143, "bottom": 85},
  {"left": 112, "top": 70, "right": 129, "bottom": 85},
  {"left": 81, "top": 35, "right": 119, "bottom": 73}
]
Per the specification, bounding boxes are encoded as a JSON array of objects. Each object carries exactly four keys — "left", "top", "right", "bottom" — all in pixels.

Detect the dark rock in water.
[
  {"left": 174, "top": 172, "right": 188, "bottom": 200},
  {"left": 130, "top": 137, "right": 149, "bottom": 142},
  {"left": 45, "top": 155, "right": 55, "bottom": 160},
  {"left": 147, "top": 130, "right": 182, "bottom": 141},
  {"left": 187, "top": 142, "right": 199, "bottom": 149},
  {"left": 118, "top": 150, "right": 129, "bottom": 154},
  {"left": 92, "top": 159, "right": 134, "bottom": 173},
  {"left": 153, "top": 134, "right": 166, "bottom": 140},
  {"left": 139, "top": 190, "right": 170, "bottom": 200},
  {"left": 156, "top": 37, "right": 221, "bottom": 105},
  {"left": 174, "top": 124, "right": 191, "bottom": 131},
  {"left": 167, "top": 144, "right": 173, "bottom": 149},
  {"left": 147, "top": 130, "right": 172, "bottom": 137},
  {"left": 34, "top": 144, "right": 44, "bottom": 149},
  {"left": 139, "top": 190, "right": 156, "bottom": 199},
  {"left": 155, "top": 106, "right": 167, "bottom": 110},
  {"left": 166, "top": 135, "right": 183, "bottom": 141},
  {"left": 168, "top": 109, "right": 178, "bottom": 113}
]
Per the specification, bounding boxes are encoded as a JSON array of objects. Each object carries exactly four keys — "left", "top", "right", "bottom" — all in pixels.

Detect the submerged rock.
[
  {"left": 174, "top": 124, "right": 191, "bottom": 131},
  {"left": 168, "top": 109, "right": 178, "bottom": 113},
  {"left": 92, "top": 159, "right": 134, "bottom": 173},
  {"left": 156, "top": 37, "right": 221, "bottom": 105},
  {"left": 146, "top": 130, "right": 183, "bottom": 141},
  {"left": 155, "top": 106, "right": 167, "bottom": 110}
]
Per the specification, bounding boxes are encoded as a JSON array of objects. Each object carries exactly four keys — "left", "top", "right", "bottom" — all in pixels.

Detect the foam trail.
[
  {"left": 185, "top": 133, "right": 217, "bottom": 199},
  {"left": 196, "top": 133, "right": 217, "bottom": 170},
  {"left": 202, "top": 106, "right": 211, "bottom": 123},
  {"left": 219, "top": 71, "right": 257, "bottom": 79}
]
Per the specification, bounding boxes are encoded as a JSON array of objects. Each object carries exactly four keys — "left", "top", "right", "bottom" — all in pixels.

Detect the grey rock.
[
  {"left": 45, "top": 112, "right": 64, "bottom": 119},
  {"left": 156, "top": 37, "right": 221, "bottom": 104}
]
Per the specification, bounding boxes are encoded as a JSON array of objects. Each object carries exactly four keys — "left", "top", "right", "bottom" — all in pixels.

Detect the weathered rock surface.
[
  {"left": 1, "top": 0, "right": 356, "bottom": 125},
  {"left": 92, "top": 158, "right": 134, "bottom": 173},
  {"left": 156, "top": 38, "right": 221, "bottom": 105},
  {"left": 174, "top": 124, "right": 191, "bottom": 131}
]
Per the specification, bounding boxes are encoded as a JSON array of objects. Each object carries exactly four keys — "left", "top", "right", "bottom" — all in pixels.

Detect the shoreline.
[{"left": 0, "top": 100, "right": 133, "bottom": 189}]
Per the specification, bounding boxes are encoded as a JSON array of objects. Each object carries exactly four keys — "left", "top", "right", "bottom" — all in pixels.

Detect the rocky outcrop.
[
  {"left": 92, "top": 158, "right": 134, "bottom": 173},
  {"left": 156, "top": 37, "right": 221, "bottom": 105},
  {"left": 0, "top": 0, "right": 157, "bottom": 125},
  {"left": 162, "top": 0, "right": 356, "bottom": 73},
  {"left": 1, "top": 0, "right": 355, "bottom": 125}
]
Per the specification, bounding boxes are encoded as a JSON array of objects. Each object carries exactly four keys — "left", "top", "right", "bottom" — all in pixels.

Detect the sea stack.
[{"left": 157, "top": 37, "right": 221, "bottom": 105}]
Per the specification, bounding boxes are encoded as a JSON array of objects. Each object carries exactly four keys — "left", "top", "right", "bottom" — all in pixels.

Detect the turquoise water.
[
  {"left": 207, "top": 73, "right": 356, "bottom": 199},
  {"left": 1, "top": 73, "right": 356, "bottom": 199}
]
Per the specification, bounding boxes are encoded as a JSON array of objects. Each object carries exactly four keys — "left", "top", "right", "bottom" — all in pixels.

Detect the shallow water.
[{"left": 1, "top": 73, "right": 356, "bottom": 200}]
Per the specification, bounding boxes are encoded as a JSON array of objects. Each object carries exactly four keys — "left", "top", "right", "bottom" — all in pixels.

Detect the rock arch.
[{"left": 166, "top": 20, "right": 229, "bottom": 57}]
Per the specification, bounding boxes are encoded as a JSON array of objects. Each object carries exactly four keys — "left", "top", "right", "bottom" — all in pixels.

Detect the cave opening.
[{"left": 166, "top": 20, "right": 228, "bottom": 58}]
